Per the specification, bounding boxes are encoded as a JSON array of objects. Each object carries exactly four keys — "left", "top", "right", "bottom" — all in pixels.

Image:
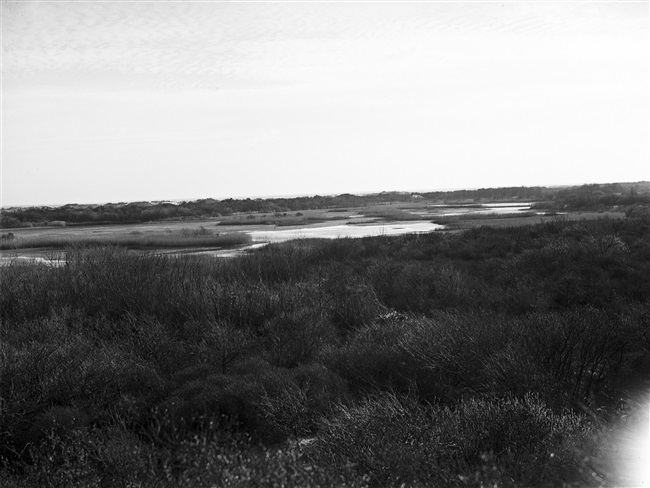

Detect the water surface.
[
  {"left": 206, "top": 221, "right": 443, "bottom": 257},
  {"left": 249, "top": 221, "right": 443, "bottom": 243}
]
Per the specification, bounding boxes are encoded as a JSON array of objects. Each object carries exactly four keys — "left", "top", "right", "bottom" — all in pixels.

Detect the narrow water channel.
[{"left": 202, "top": 221, "right": 444, "bottom": 257}]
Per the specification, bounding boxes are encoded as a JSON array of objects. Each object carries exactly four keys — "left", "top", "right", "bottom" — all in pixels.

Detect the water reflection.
[
  {"left": 413, "top": 203, "right": 537, "bottom": 217},
  {"left": 249, "top": 221, "right": 443, "bottom": 243},
  {"left": 204, "top": 221, "right": 443, "bottom": 257}
]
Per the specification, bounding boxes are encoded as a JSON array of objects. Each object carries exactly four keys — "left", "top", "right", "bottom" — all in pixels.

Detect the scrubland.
[{"left": 1, "top": 216, "right": 648, "bottom": 487}]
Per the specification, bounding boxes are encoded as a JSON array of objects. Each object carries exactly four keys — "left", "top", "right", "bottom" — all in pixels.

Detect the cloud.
[{"left": 2, "top": 2, "right": 646, "bottom": 93}]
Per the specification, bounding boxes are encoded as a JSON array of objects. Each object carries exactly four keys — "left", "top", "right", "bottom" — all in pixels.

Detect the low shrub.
[
  {"left": 324, "top": 313, "right": 539, "bottom": 403},
  {"left": 148, "top": 360, "right": 345, "bottom": 446},
  {"left": 313, "top": 392, "right": 591, "bottom": 487},
  {"left": 262, "top": 309, "right": 338, "bottom": 368}
]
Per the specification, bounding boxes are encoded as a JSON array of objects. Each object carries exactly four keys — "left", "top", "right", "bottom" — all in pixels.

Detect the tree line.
[{"left": 1, "top": 182, "right": 647, "bottom": 228}]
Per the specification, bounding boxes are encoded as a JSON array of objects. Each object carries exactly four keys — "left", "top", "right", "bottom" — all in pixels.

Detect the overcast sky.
[{"left": 2, "top": 1, "right": 648, "bottom": 207}]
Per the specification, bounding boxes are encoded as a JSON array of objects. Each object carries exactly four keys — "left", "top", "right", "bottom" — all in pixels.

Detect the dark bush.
[{"left": 314, "top": 393, "right": 590, "bottom": 487}]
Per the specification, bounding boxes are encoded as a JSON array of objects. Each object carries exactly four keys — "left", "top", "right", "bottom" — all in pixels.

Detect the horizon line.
[{"left": 3, "top": 180, "right": 648, "bottom": 210}]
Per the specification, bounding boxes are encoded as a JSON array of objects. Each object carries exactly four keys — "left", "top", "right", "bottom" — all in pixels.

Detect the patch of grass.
[
  {"left": 434, "top": 211, "right": 627, "bottom": 230},
  {"left": 363, "top": 206, "right": 425, "bottom": 221},
  {"left": 217, "top": 214, "right": 349, "bottom": 227},
  {"left": 0, "top": 230, "right": 252, "bottom": 251}
]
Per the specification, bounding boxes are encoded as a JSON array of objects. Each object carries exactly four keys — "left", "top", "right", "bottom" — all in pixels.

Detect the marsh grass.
[
  {"left": 217, "top": 212, "right": 349, "bottom": 227},
  {"left": 433, "top": 211, "right": 627, "bottom": 230},
  {"left": 432, "top": 210, "right": 539, "bottom": 223},
  {"left": 0, "top": 230, "right": 251, "bottom": 251},
  {"left": 362, "top": 206, "right": 425, "bottom": 221}
]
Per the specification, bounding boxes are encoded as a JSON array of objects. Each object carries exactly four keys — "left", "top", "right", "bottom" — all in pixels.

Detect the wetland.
[{"left": 1, "top": 182, "right": 648, "bottom": 487}]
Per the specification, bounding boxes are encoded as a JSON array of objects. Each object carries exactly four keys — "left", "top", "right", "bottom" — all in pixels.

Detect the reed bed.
[{"left": 0, "top": 231, "right": 252, "bottom": 251}]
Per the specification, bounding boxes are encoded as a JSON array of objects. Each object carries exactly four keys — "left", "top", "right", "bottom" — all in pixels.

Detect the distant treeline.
[
  {"left": 2, "top": 182, "right": 648, "bottom": 228},
  {"left": 534, "top": 182, "right": 650, "bottom": 214}
]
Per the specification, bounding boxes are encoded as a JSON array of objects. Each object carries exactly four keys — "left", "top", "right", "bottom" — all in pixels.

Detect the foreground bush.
[
  {"left": 0, "top": 428, "right": 370, "bottom": 488},
  {"left": 313, "top": 393, "right": 591, "bottom": 487}
]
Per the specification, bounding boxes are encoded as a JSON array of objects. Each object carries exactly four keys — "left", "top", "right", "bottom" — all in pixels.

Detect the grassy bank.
[
  {"left": 432, "top": 210, "right": 627, "bottom": 230},
  {"left": 1, "top": 216, "right": 648, "bottom": 486},
  {"left": 0, "top": 227, "right": 251, "bottom": 251}
]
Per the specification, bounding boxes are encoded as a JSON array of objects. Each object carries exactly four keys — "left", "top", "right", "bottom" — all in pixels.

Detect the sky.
[{"left": 1, "top": 0, "right": 648, "bottom": 207}]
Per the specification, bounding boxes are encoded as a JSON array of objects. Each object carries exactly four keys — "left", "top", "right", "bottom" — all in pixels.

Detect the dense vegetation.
[
  {"left": 1, "top": 215, "right": 649, "bottom": 486},
  {"left": 533, "top": 182, "right": 650, "bottom": 214},
  {"left": 2, "top": 185, "right": 559, "bottom": 228}
]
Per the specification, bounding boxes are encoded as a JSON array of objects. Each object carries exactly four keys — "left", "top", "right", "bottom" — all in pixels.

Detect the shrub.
[
  {"left": 262, "top": 309, "right": 337, "bottom": 368},
  {"left": 320, "top": 263, "right": 385, "bottom": 335},
  {"left": 149, "top": 360, "right": 342, "bottom": 445},
  {"left": 149, "top": 371, "right": 285, "bottom": 445},
  {"left": 325, "top": 313, "right": 540, "bottom": 403},
  {"left": 520, "top": 307, "right": 650, "bottom": 407},
  {"left": 313, "top": 392, "right": 590, "bottom": 487}
]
